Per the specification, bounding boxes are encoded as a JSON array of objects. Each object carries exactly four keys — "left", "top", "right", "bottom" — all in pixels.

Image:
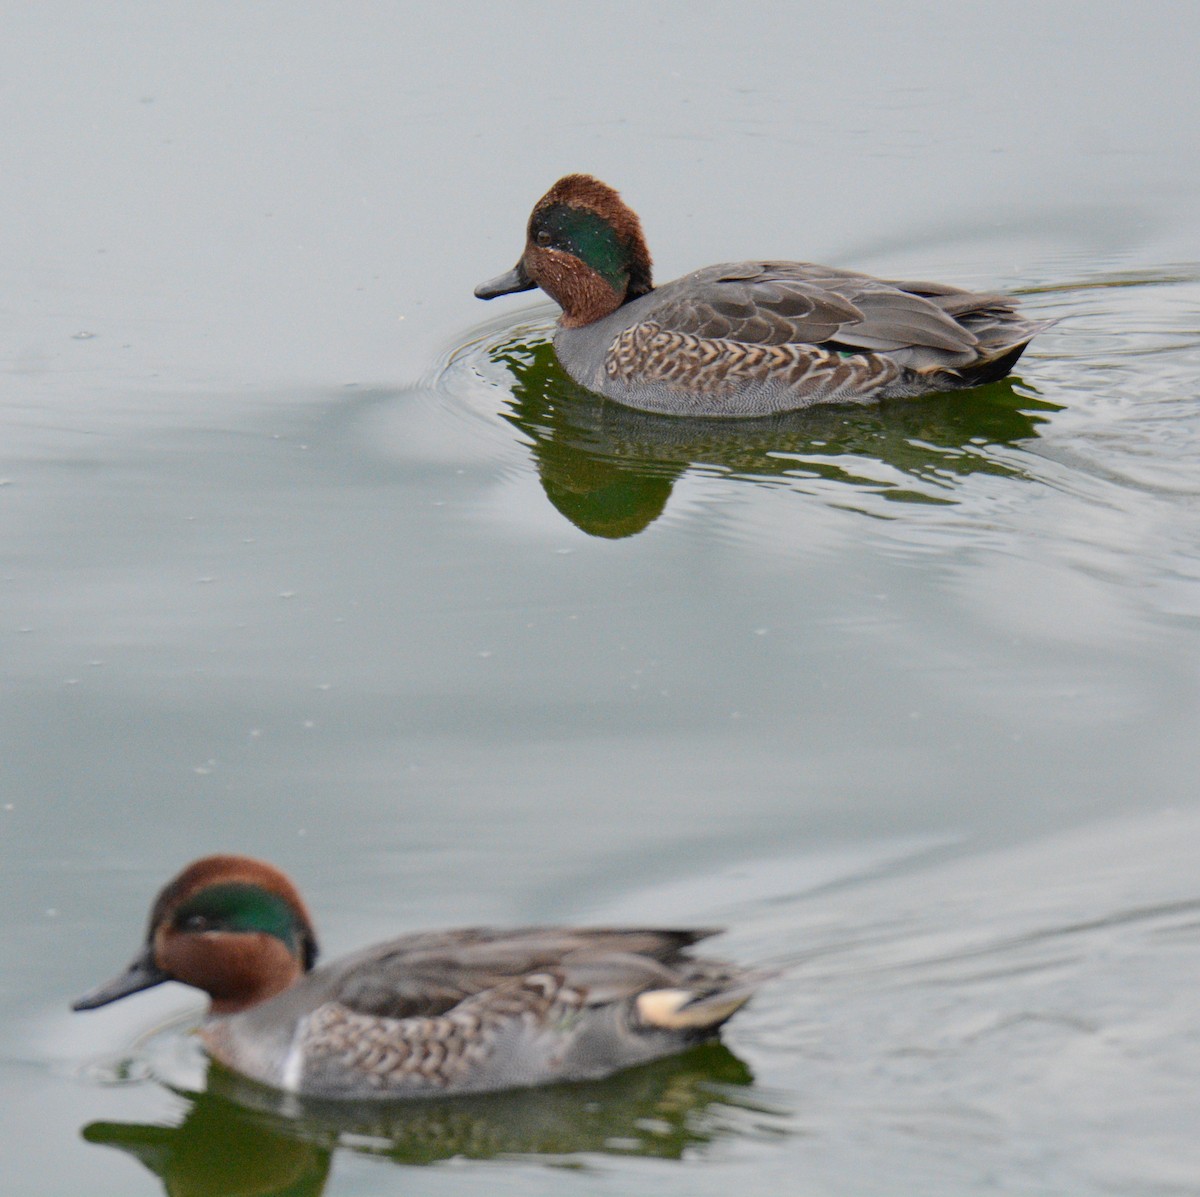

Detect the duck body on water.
[
  {"left": 476, "top": 175, "right": 1053, "bottom": 417},
  {"left": 73, "top": 855, "right": 763, "bottom": 1100}
]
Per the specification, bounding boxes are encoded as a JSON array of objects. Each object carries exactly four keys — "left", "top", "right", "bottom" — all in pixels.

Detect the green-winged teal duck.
[
  {"left": 73, "top": 855, "right": 763, "bottom": 1100},
  {"left": 475, "top": 174, "right": 1053, "bottom": 416}
]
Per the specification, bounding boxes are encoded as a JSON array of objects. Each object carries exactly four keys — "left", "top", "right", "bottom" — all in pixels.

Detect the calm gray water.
[{"left": 3, "top": 4, "right": 1199, "bottom": 1195}]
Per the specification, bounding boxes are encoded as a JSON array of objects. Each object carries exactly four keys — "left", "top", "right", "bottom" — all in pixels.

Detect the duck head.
[
  {"left": 475, "top": 174, "right": 653, "bottom": 328},
  {"left": 72, "top": 855, "right": 318, "bottom": 1017}
]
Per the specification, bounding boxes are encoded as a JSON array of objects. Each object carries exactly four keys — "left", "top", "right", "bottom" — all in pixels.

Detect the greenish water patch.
[
  {"left": 471, "top": 332, "right": 1060, "bottom": 537},
  {"left": 81, "top": 1044, "right": 774, "bottom": 1192}
]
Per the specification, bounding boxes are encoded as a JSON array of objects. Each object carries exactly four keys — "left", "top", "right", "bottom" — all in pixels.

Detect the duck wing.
[
  {"left": 324, "top": 927, "right": 721, "bottom": 1020},
  {"left": 646, "top": 262, "right": 1014, "bottom": 358}
]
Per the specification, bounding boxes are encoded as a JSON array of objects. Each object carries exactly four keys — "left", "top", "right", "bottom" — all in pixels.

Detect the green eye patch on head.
[
  {"left": 172, "top": 883, "right": 305, "bottom": 954},
  {"left": 535, "top": 204, "right": 632, "bottom": 291}
]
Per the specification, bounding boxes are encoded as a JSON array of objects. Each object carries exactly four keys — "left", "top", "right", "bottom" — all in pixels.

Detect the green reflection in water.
[
  {"left": 488, "top": 334, "right": 1061, "bottom": 537},
  {"left": 82, "top": 1044, "right": 772, "bottom": 1192},
  {"left": 84, "top": 1098, "right": 331, "bottom": 1197}
]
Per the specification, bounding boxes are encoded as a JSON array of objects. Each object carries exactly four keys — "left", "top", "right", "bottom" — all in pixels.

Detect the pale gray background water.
[{"left": 3, "top": 3, "right": 1199, "bottom": 1194}]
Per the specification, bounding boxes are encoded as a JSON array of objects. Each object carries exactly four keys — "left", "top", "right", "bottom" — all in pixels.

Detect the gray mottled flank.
[
  {"left": 202, "top": 926, "right": 758, "bottom": 1098},
  {"left": 556, "top": 262, "right": 1051, "bottom": 416}
]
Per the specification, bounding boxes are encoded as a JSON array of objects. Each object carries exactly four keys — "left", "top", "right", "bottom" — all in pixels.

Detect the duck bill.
[
  {"left": 474, "top": 260, "right": 535, "bottom": 300},
  {"left": 72, "top": 945, "right": 170, "bottom": 1011}
]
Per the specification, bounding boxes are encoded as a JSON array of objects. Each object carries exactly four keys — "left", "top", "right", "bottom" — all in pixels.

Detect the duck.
[
  {"left": 475, "top": 174, "right": 1054, "bottom": 417},
  {"left": 72, "top": 854, "right": 764, "bottom": 1100}
]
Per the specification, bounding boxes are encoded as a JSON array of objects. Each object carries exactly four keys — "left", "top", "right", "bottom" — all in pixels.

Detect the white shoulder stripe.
[{"left": 280, "top": 1015, "right": 310, "bottom": 1092}]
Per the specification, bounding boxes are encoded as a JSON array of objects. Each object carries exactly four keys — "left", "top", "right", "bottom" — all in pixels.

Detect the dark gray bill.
[
  {"left": 72, "top": 945, "right": 170, "bottom": 1011},
  {"left": 474, "top": 260, "right": 535, "bottom": 300}
]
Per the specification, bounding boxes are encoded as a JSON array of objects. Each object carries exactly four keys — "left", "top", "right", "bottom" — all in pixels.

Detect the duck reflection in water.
[
  {"left": 488, "top": 332, "right": 1060, "bottom": 538},
  {"left": 81, "top": 1044, "right": 766, "bottom": 1195}
]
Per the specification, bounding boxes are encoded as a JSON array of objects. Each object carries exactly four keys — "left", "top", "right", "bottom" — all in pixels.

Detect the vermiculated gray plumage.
[
  {"left": 203, "top": 926, "right": 763, "bottom": 1098},
  {"left": 556, "top": 262, "right": 1052, "bottom": 416}
]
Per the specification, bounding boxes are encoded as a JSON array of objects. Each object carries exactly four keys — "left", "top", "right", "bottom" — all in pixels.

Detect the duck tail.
[
  {"left": 634, "top": 970, "right": 773, "bottom": 1033},
  {"left": 955, "top": 317, "right": 1058, "bottom": 388}
]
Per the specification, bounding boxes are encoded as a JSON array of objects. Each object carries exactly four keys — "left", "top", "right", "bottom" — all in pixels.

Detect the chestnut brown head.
[
  {"left": 72, "top": 855, "right": 319, "bottom": 1017},
  {"left": 475, "top": 174, "right": 654, "bottom": 327}
]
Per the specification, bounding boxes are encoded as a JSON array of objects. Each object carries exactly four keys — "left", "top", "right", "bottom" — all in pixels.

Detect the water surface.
[{"left": 3, "top": 4, "right": 1199, "bottom": 1195}]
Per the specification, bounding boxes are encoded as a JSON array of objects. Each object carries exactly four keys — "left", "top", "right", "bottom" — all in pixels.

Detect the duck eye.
[
  {"left": 535, "top": 229, "right": 552, "bottom": 247},
  {"left": 181, "top": 913, "right": 212, "bottom": 932}
]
